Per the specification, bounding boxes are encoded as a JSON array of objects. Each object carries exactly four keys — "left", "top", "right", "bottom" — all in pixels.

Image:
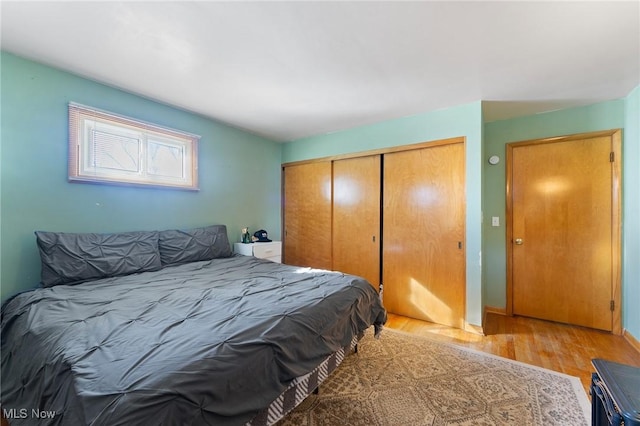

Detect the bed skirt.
[{"left": 247, "top": 333, "right": 361, "bottom": 425}]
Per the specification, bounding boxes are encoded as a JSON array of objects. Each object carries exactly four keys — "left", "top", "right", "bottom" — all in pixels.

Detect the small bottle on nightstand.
[{"left": 241, "top": 227, "right": 251, "bottom": 244}]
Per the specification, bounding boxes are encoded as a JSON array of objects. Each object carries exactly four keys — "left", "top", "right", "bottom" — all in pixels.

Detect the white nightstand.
[{"left": 233, "top": 241, "right": 282, "bottom": 263}]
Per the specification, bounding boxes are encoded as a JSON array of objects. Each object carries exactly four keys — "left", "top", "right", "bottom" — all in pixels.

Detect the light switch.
[{"left": 491, "top": 216, "right": 500, "bottom": 227}]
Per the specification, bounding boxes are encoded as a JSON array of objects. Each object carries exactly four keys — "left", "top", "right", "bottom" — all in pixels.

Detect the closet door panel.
[
  {"left": 282, "top": 162, "right": 332, "bottom": 269},
  {"left": 383, "top": 143, "right": 466, "bottom": 328},
  {"left": 333, "top": 155, "right": 381, "bottom": 288}
]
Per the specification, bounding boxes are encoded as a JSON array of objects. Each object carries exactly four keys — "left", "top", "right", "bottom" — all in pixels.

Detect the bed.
[{"left": 1, "top": 225, "right": 386, "bottom": 425}]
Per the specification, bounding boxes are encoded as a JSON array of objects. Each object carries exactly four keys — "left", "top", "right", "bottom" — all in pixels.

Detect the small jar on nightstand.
[{"left": 233, "top": 241, "right": 282, "bottom": 263}]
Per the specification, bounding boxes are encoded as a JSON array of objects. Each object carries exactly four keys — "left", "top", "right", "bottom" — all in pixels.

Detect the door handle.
[{"left": 514, "top": 238, "right": 524, "bottom": 245}]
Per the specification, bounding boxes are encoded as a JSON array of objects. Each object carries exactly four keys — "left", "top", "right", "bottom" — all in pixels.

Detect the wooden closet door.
[
  {"left": 383, "top": 143, "right": 466, "bottom": 329},
  {"left": 333, "top": 155, "right": 381, "bottom": 288},
  {"left": 282, "top": 162, "right": 332, "bottom": 269}
]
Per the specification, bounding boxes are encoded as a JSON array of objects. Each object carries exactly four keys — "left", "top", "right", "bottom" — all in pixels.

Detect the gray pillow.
[
  {"left": 35, "top": 230, "right": 162, "bottom": 287},
  {"left": 158, "top": 225, "right": 232, "bottom": 266}
]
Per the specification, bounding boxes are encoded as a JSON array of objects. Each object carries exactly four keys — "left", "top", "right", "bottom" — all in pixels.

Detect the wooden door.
[
  {"left": 333, "top": 155, "right": 381, "bottom": 288},
  {"left": 282, "top": 162, "right": 332, "bottom": 269},
  {"left": 508, "top": 131, "right": 621, "bottom": 332},
  {"left": 383, "top": 142, "right": 466, "bottom": 328}
]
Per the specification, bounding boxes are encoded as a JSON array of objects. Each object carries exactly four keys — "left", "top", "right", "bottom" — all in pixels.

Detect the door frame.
[{"left": 505, "top": 129, "right": 622, "bottom": 334}]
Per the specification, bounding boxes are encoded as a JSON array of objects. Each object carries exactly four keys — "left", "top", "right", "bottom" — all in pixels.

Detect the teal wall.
[
  {"left": 0, "top": 52, "right": 282, "bottom": 301},
  {"left": 283, "top": 97, "right": 638, "bottom": 333},
  {"left": 623, "top": 86, "right": 640, "bottom": 338},
  {"left": 282, "top": 102, "right": 485, "bottom": 328},
  {"left": 3, "top": 51, "right": 638, "bottom": 337}
]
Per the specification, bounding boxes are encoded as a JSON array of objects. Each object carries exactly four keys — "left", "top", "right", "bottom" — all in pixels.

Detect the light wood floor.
[{"left": 385, "top": 312, "right": 640, "bottom": 395}]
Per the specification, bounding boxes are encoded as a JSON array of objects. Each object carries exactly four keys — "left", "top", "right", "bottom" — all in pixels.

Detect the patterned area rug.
[{"left": 277, "top": 328, "right": 590, "bottom": 425}]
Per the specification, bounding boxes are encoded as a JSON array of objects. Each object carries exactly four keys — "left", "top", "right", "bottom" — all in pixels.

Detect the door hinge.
[
  {"left": 610, "top": 152, "right": 615, "bottom": 162},
  {"left": 610, "top": 300, "right": 615, "bottom": 311}
]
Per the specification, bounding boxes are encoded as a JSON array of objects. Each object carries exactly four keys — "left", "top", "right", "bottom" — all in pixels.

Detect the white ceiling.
[{"left": 1, "top": 1, "right": 639, "bottom": 142}]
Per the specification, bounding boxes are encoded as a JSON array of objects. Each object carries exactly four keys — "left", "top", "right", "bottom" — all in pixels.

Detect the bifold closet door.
[
  {"left": 333, "top": 155, "right": 381, "bottom": 288},
  {"left": 282, "top": 162, "right": 332, "bottom": 270},
  {"left": 383, "top": 143, "right": 466, "bottom": 329}
]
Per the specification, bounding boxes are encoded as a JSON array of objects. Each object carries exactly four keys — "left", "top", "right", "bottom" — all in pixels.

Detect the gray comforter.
[{"left": 1, "top": 255, "right": 387, "bottom": 425}]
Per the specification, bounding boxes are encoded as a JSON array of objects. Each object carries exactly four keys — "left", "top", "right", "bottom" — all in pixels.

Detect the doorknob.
[{"left": 514, "top": 238, "right": 524, "bottom": 245}]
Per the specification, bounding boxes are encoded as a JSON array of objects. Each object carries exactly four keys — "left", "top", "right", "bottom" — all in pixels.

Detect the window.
[{"left": 68, "top": 103, "right": 199, "bottom": 190}]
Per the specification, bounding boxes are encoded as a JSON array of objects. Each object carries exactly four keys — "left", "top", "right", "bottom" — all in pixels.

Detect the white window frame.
[{"left": 68, "top": 103, "right": 199, "bottom": 190}]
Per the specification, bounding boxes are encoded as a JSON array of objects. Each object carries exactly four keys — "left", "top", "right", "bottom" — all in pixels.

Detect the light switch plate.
[{"left": 492, "top": 216, "right": 500, "bottom": 227}]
